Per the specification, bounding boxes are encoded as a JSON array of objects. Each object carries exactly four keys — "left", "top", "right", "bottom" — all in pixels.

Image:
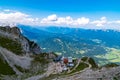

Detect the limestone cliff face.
[{"left": 0, "top": 26, "right": 41, "bottom": 54}]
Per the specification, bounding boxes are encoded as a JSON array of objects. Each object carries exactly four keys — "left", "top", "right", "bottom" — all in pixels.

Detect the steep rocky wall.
[{"left": 0, "top": 26, "right": 41, "bottom": 54}]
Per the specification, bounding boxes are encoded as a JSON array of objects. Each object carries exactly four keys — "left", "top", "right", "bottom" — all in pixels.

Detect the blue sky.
[
  {"left": 0, "top": 0, "right": 120, "bottom": 29},
  {"left": 0, "top": 0, "right": 120, "bottom": 17}
]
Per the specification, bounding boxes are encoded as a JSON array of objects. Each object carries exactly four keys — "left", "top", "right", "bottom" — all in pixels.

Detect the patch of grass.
[
  {"left": 113, "top": 73, "right": 120, "bottom": 80},
  {"left": 0, "top": 57, "right": 15, "bottom": 75},
  {"left": 113, "top": 77, "right": 118, "bottom": 80},
  {"left": 70, "top": 62, "right": 89, "bottom": 74},
  {"left": 33, "top": 53, "right": 50, "bottom": 64},
  {"left": 0, "top": 27, "right": 7, "bottom": 32},
  {"left": 88, "top": 58, "right": 98, "bottom": 68},
  {"left": 14, "top": 65, "right": 29, "bottom": 73},
  {"left": 0, "top": 36, "right": 23, "bottom": 55},
  {"left": 81, "top": 57, "right": 88, "bottom": 61},
  {"left": 103, "top": 63, "right": 119, "bottom": 68}
]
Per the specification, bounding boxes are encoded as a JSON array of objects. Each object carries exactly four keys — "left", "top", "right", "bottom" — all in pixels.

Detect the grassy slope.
[
  {"left": 0, "top": 57, "right": 15, "bottom": 75},
  {"left": 88, "top": 58, "right": 98, "bottom": 68},
  {"left": 0, "top": 33, "right": 23, "bottom": 75},
  {"left": 70, "top": 62, "right": 89, "bottom": 74},
  {"left": 0, "top": 36, "right": 23, "bottom": 55}
]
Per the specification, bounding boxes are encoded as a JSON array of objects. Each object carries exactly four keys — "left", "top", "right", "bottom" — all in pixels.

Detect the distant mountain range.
[{"left": 18, "top": 25, "right": 120, "bottom": 65}]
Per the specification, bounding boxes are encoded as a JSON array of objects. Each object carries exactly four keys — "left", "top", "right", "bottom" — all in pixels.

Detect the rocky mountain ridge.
[
  {"left": 0, "top": 26, "right": 41, "bottom": 55},
  {"left": 0, "top": 26, "right": 58, "bottom": 80}
]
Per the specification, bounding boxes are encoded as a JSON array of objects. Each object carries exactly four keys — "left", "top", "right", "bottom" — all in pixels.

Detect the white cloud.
[
  {"left": 1, "top": 9, "right": 120, "bottom": 30},
  {"left": 76, "top": 17, "right": 89, "bottom": 25},
  {"left": 115, "top": 21, "right": 120, "bottom": 23},
  {"left": 56, "top": 16, "right": 73, "bottom": 25},
  {"left": 41, "top": 15, "right": 89, "bottom": 26},
  {"left": 47, "top": 14, "right": 57, "bottom": 21},
  {"left": 0, "top": 10, "right": 39, "bottom": 27},
  {"left": 110, "top": 20, "right": 120, "bottom": 24},
  {"left": 91, "top": 17, "right": 107, "bottom": 26}
]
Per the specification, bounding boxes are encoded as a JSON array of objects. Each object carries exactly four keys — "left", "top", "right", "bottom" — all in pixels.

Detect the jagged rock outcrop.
[
  {"left": 0, "top": 26, "right": 58, "bottom": 80},
  {"left": 0, "top": 26, "right": 41, "bottom": 54}
]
